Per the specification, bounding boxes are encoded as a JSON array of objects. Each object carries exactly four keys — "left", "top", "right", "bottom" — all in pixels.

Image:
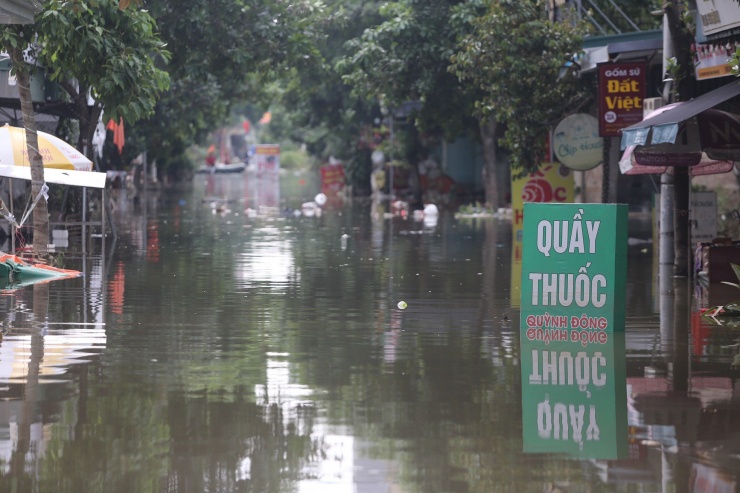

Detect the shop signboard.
[
  {"left": 598, "top": 62, "right": 647, "bottom": 137},
  {"left": 510, "top": 164, "right": 574, "bottom": 308},
  {"left": 519, "top": 203, "right": 628, "bottom": 459},
  {"left": 553, "top": 114, "right": 602, "bottom": 170},
  {"left": 695, "top": 0, "right": 740, "bottom": 36},
  {"left": 691, "top": 191, "right": 717, "bottom": 243},
  {"left": 695, "top": 45, "right": 734, "bottom": 80},
  {"left": 254, "top": 144, "right": 281, "bottom": 175},
  {"left": 320, "top": 163, "right": 345, "bottom": 193}
]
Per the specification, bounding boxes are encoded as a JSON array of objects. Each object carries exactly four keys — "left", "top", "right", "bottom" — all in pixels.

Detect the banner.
[
  {"left": 253, "top": 144, "right": 280, "bottom": 175},
  {"left": 598, "top": 62, "right": 647, "bottom": 137},
  {"left": 320, "top": 163, "right": 345, "bottom": 193},
  {"left": 511, "top": 163, "right": 574, "bottom": 308}
]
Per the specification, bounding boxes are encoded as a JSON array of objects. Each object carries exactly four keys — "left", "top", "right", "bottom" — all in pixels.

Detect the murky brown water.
[{"left": 0, "top": 172, "right": 738, "bottom": 492}]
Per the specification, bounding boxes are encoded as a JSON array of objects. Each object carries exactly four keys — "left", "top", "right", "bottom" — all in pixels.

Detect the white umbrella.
[{"left": 0, "top": 124, "right": 93, "bottom": 171}]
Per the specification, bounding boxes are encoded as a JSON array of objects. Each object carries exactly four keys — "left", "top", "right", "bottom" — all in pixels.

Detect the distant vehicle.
[{"left": 195, "top": 162, "right": 247, "bottom": 174}]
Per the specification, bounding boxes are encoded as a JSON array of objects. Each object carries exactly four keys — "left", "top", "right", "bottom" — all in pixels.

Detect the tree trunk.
[
  {"left": 11, "top": 283, "right": 48, "bottom": 476},
  {"left": 81, "top": 100, "right": 103, "bottom": 162},
  {"left": 61, "top": 79, "right": 102, "bottom": 161},
  {"left": 479, "top": 117, "right": 500, "bottom": 209},
  {"left": 9, "top": 45, "right": 49, "bottom": 258}
]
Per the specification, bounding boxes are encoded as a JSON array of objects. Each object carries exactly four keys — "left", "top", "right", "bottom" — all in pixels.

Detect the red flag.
[{"left": 106, "top": 118, "right": 125, "bottom": 154}]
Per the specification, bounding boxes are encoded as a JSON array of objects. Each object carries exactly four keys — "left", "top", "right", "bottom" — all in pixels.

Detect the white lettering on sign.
[
  {"left": 529, "top": 267, "right": 607, "bottom": 307},
  {"left": 604, "top": 68, "right": 627, "bottom": 77},
  {"left": 537, "top": 211, "right": 600, "bottom": 257},
  {"left": 529, "top": 350, "right": 607, "bottom": 387},
  {"left": 537, "top": 400, "right": 601, "bottom": 443}
]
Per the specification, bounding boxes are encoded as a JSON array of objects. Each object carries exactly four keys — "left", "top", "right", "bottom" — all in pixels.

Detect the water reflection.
[
  {"left": 236, "top": 227, "right": 296, "bottom": 289},
  {"left": 0, "top": 268, "right": 107, "bottom": 480},
  {"left": 0, "top": 173, "right": 738, "bottom": 492},
  {"left": 520, "top": 330, "right": 628, "bottom": 459}
]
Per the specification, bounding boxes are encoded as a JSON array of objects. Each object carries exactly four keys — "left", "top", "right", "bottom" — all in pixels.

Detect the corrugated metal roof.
[{"left": 0, "top": 0, "right": 42, "bottom": 25}]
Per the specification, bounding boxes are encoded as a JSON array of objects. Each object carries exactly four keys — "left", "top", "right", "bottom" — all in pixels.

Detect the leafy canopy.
[
  {"left": 128, "top": 0, "right": 328, "bottom": 171},
  {"left": 450, "top": 0, "right": 586, "bottom": 174},
  {"left": 36, "top": 0, "right": 170, "bottom": 124},
  {"left": 339, "top": 0, "right": 485, "bottom": 141}
]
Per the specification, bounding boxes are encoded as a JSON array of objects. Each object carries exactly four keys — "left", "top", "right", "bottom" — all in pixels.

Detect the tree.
[
  {"left": 1, "top": 0, "right": 169, "bottom": 257},
  {"left": 340, "top": 0, "right": 489, "bottom": 201},
  {"left": 125, "top": 0, "right": 327, "bottom": 178},
  {"left": 36, "top": 0, "right": 170, "bottom": 156},
  {"left": 262, "top": 0, "right": 387, "bottom": 195},
  {"left": 339, "top": 0, "right": 587, "bottom": 208},
  {"left": 450, "top": 0, "right": 587, "bottom": 177},
  {"left": 0, "top": 25, "right": 49, "bottom": 257}
]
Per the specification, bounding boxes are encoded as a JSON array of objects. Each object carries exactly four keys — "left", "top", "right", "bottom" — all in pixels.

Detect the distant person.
[{"left": 206, "top": 152, "right": 216, "bottom": 167}]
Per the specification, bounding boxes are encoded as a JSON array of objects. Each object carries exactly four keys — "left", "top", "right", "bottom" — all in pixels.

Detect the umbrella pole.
[
  {"left": 82, "top": 187, "right": 87, "bottom": 255},
  {"left": 103, "top": 188, "right": 116, "bottom": 239},
  {"left": 57, "top": 187, "right": 70, "bottom": 221},
  {"left": 10, "top": 179, "right": 14, "bottom": 253}
]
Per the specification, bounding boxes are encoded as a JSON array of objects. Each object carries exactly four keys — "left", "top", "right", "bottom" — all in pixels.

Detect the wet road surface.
[{"left": 0, "top": 172, "right": 738, "bottom": 492}]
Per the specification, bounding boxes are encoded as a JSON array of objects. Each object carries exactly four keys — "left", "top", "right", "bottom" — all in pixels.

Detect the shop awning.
[
  {"left": 0, "top": 165, "right": 107, "bottom": 188},
  {"left": 621, "top": 83, "right": 740, "bottom": 150}
]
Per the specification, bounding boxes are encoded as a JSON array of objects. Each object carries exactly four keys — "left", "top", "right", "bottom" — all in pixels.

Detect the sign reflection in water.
[{"left": 520, "top": 329, "right": 628, "bottom": 459}]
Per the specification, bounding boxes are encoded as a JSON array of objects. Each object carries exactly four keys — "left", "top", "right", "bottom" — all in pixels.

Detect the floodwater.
[{"left": 0, "top": 171, "right": 738, "bottom": 493}]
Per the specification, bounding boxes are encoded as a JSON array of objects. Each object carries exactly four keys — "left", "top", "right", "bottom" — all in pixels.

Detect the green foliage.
[
  {"left": 0, "top": 25, "right": 36, "bottom": 62},
  {"left": 280, "top": 149, "right": 313, "bottom": 170},
  {"left": 339, "top": 0, "right": 484, "bottom": 140},
  {"left": 332, "top": 0, "right": 488, "bottom": 193},
  {"left": 702, "top": 264, "right": 740, "bottom": 327},
  {"left": 128, "top": 0, "right": 330, "bottom": 175},
  {"left": 450, "top": 0, "right": 587, "bottom": 174},
  {"left": 723, "top": 264, "right": 740, "bottom": 291},
  {"left": 36, "top": 0, "right": 170, "bottom": 124},
  {"left": 259, "top": 1, "right": 388, "bottom": 192}
]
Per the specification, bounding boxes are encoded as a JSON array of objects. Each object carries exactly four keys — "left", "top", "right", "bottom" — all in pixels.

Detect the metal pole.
[
  {"left": 83, "top": 144, "right": 88, "bottom": 255},
  {"left": 82, "top": 187, "right": 87, "bottom": 255},
  {"left": 102, "top": 188, "right": 106, "bottom": 255},
  {"left": 389, "top": 118, "right": 394, "bottom": 200},
  {"left": 10, "top": 179, "right": 15, "bottom": 252},
  {"left": 659, "top": 12, "right": 675, "bottom": 270},
  {"left": 143, "top": 151, "right": 148, "bottom": 206},
  {"left": 659, "top": 171, "right": 674, "bottom": 266}
]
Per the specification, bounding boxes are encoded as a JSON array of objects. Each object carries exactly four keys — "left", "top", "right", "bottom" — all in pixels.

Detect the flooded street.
[{"left": 1, "top": 172, "right": 738, "bottom": 492}]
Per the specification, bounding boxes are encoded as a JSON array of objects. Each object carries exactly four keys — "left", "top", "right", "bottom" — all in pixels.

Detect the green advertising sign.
[{"left": 520, "top": 203, "right": 628, "bottom": 459}]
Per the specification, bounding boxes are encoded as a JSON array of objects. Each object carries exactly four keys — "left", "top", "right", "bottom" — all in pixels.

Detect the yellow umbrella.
[{"left": 0, "top": 124, "right": 92, "bottom": 171}]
